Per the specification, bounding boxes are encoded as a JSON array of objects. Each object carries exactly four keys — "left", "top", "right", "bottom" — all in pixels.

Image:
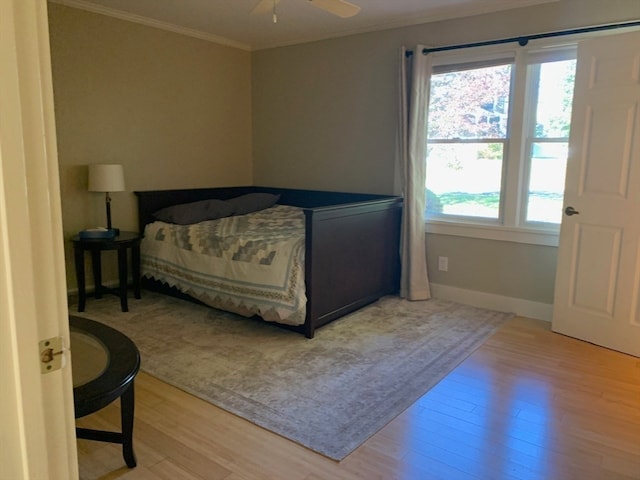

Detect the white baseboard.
[{"left": 429, "top": 283, "right": 553, "bottom": 322}]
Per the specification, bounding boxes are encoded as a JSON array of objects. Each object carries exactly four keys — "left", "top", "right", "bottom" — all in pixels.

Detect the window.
[
  {"left": 524, "top": 58, "right": 576, "bottom": 224},
  {"left": 426, "top": 60, "right": 512, "bottom": 220},
  {"left": 424, "top": 47, "right": 577, "bottom": 245}
]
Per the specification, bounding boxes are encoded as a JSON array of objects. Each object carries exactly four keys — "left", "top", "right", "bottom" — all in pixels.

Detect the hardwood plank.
[
  {"left": 147, "top": 459, "right": 211, "bottom": 480},
  {"left": 76, "top": 317, "right": 640, "bottom": 480}
]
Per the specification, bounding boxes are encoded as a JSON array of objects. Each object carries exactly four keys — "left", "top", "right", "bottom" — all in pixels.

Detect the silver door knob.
[{"left": 564, "top": 206, "right": 580, "bottom": 216}]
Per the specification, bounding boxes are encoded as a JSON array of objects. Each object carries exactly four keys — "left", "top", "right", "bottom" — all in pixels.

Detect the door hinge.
[{"left": 39, "top": 336, "right": 65, "bottom": 374}]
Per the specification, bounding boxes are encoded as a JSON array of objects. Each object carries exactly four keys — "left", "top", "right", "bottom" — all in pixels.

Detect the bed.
[{"left": 135, "top": 186, "right": 402, "bottom": 338}]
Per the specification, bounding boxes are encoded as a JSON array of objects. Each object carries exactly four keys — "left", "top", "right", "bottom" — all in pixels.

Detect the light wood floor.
[{"left": 76, "top": 317, "right": 640, "bottom": 480}]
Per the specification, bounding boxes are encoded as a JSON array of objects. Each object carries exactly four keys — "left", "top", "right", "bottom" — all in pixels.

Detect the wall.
[
  {"left": 48, "top": 3, "right": 253, "bottom": 289},
  {"left": 251, "top": 0, "right": 640, "bottom": 315}
]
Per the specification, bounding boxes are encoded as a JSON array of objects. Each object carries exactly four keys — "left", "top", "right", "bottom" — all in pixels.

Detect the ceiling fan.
[{"left": 251, "top": 0, "right": 361, "bottom": 22}]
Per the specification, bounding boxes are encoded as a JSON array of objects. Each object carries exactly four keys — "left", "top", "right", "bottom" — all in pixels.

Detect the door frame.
[{"left": 0, "top": 0, "right": 78, "bottom": 478}]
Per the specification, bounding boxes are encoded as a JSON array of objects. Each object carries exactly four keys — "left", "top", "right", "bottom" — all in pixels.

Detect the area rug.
[{"left": 73, "top": 292, "right": 513, "bottom": 460}]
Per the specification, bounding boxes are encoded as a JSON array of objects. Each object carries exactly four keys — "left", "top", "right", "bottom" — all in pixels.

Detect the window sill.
[{"left": 425, "top": 219, "right": 559, "bottom": 247}]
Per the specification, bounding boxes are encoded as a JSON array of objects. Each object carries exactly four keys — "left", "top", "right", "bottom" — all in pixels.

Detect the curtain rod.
[{"left": 405, "top": 20, "right": 640, "bottom": 57}]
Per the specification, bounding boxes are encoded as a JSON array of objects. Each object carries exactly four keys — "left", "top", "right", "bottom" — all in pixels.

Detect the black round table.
[
  {"left": 70, "top": 315, "right": 140, "bottom": 468},
  {"left": 72, "top": 231, "right": 142, "bottom": 313}
]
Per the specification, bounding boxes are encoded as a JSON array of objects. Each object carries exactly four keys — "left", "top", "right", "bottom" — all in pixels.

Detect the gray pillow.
[
  {"left": 153, "top": 199, "right": 234, "bottom": 225},
  {"left": 227, "top": 193, "right": 280, "bottom": 215}
]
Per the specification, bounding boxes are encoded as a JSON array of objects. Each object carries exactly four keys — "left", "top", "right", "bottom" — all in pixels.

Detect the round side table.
[
  {"left": 71, "top": 315, "right": 140, "bottom": 468},
  {"left": 72, "top": 231, "right": 141, "bottom": 312}
]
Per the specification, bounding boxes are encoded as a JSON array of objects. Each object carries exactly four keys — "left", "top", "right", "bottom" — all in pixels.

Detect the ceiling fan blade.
[
  {"left": 251, "top": 0, "right": 281, "bottom": 15},
  {"left": 307, "top": 0, "right": 360, "bottom": 18}
]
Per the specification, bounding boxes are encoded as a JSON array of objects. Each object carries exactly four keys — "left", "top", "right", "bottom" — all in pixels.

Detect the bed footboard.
[{"left": 303, "top": 199, "right": 401, "bottom": 337}]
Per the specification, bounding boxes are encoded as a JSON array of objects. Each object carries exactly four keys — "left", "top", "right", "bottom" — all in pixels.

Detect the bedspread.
[{"left": 141, "top": 205, "right": 307, "bottom": 325}]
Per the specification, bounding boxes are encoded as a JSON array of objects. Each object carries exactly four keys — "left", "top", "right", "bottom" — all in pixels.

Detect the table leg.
[
  {"left": 117, "top": 246, "right": 129, "bottom": 312},
  {"left": 74, "top": 246, "right": 86, "bottom": 312},
  {"left": 90, "top": 250, "right": 102, "bottom": 299},
  {"left": 131, "top": 243, "right": 141, "bottom": 300},
  {"left": 121, "top": 382, "right": 137, "bottom": 468},
  {"left": 75, "top": 383, "right": 137, "bottom": 469}
]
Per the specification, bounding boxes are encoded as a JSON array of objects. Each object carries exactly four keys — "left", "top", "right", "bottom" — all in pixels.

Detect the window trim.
[{"left": 426, "top": 219, "right": 560, "bottom": 246}]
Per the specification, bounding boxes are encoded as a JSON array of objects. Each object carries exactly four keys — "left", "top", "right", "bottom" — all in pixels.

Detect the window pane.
[
  {"left": 534, "top": 60, "right": 576, "bottom": 138},
  {"left": 526, "top": 142, "right": 568, "bottom": 223},
  {"left": 426, "top": 143, "right": 503, "bottom": 219},
  {"left": 428, "top": 64, "right": 512, "bottom": 140},
  {"left": 526, "top": 58, "right": 575, "bottom": 224}
]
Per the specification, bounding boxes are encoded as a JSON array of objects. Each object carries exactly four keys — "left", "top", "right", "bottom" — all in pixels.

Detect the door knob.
[{"left": 564, "top": 206, "right": 580, "bottom": 216}]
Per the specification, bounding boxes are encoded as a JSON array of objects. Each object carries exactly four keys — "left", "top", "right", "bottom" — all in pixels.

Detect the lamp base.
[{"left": 109, "top": 227, "right": 120, "bottom": 236}]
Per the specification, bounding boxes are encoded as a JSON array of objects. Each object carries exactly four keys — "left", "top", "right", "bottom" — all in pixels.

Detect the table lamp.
[{"left": 88, "top": 164, "right": 125, "bottom": 234}]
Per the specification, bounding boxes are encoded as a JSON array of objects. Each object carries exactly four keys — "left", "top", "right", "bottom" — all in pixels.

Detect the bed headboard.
[{"left": 134, "top": 186, "right": 400, "bottom": 234}]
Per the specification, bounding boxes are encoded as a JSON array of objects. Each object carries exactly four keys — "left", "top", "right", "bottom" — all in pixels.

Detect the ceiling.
[{"left": 52, "top": 0, "right": 559, "bottom": 51}]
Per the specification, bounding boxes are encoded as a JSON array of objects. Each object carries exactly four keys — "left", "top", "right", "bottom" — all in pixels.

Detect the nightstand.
[{"left": 72, "top": 231, "right": 141, "bottom": 312}]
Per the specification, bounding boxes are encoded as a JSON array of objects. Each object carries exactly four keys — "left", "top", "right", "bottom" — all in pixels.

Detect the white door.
[
  {"left": 0, "top": 0, "right": 78, "bottom": 478},
  {"left": 552, "top": 30, "right": 640, "bottom": 357}
]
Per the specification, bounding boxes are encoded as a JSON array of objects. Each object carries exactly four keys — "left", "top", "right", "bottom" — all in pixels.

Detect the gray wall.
[
  {"left": 252, "top": 0, "right": 640, "bottom": 306},
  {"left": 49, "top": 3, "right": 253, "bottom": 288}
]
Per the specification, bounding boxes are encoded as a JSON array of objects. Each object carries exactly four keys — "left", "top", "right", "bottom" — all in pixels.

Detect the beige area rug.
[{"left": 73, "top": 291, "right": 513, "bottom": 460}]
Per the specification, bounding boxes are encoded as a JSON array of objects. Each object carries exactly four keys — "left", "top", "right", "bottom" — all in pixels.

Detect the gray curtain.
[{"left": 398, "top": 46, "right": 432, "bottom": 300}]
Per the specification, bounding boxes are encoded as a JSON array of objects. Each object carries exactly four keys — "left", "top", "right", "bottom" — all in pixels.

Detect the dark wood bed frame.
[{"left": 135, "top": 186, "right": 402, "bottom": 338}]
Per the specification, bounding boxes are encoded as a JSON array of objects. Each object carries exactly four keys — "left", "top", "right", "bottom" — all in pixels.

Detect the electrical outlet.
[{"left": 438, "top": 256, "right": 448, "bottom": 272}]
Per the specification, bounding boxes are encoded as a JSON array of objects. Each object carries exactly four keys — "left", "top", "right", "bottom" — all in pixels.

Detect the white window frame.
[{"left": 424, "top": 41, "right": 578, "bottom": 247}]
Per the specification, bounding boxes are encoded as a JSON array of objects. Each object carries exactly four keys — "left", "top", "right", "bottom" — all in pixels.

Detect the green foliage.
[
  {"left": 478, "top": 143, "right": 503, "bottom": 160},
  {"left": 438, "top": 192, "right": 500, "bottom": 208}
]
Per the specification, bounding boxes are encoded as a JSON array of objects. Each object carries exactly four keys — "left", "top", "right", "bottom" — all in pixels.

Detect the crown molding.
[{"left": 49, "top": 0, "right": 252, "bottom": 51}]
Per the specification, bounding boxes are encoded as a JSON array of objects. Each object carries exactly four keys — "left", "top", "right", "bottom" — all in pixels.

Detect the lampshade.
[{"left": 88, "top": 164, "right": 125, "bottom": 193}]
